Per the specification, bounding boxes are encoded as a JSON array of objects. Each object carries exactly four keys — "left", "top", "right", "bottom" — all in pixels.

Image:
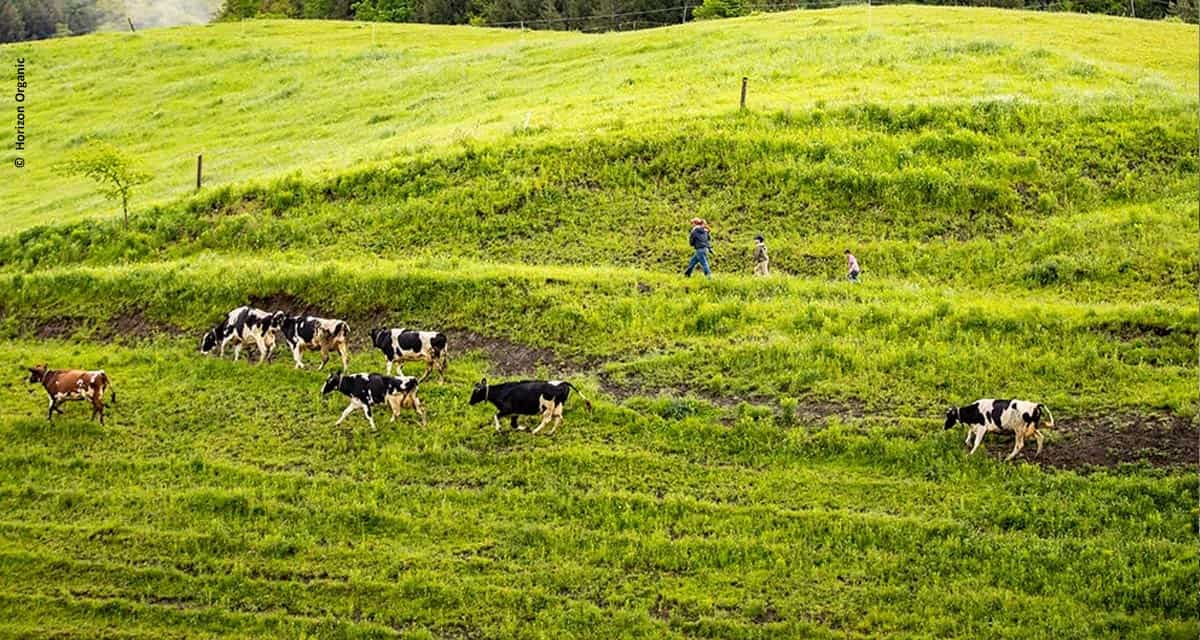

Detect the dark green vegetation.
[
  {"left": 217, "top": 0, "right": 1200, "bottom": 28},
  {"left": 0, "top": 7, "right": 1197, "bottom": 638}
]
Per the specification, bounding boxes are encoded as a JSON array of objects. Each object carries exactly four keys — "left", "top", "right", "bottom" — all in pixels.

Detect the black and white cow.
[
  {"left": 321, "top": 371, "right": 426, "bottom": 431},
  {"left": 280, "top": 315, "right": 350, "bottom": 370},
  {"left": 369, "top": 328, "right": 449, "bottom": 381},
  {"left": 469, "top": 378, "right": 591, "bottom": 435},
  {"left": 199, "top": 306, "right": 285, "bottom": 364},
  {"left": 944, "top": 399, "right": 1056, "bottom": 461}
]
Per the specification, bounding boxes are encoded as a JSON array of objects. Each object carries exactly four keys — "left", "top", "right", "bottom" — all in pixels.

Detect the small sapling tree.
[{"left": 56, "top": 141, "right": 151, "bottom": 229}]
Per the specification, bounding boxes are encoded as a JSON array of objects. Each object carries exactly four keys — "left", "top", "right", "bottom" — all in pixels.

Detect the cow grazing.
[
  {"left": 281, "top": 315, "right": 350, "bottom": 370},
  {"left": 27, "top": 364, "right": 115, "bottom": 425},
  {"left": 944, "top": 399, "right": 1056, "bottom": 462},
  {"left": 369, "top": 328, "right": 449, "bottom": 381},
  {"left": 469, "top": 378, "right": 592, "bottom": 435},
  {"left": 321, "top": 371, "right": 426, "bottom": 432},
  {"left": 200, "top": 306, "right": 284, "bottom": 364}
]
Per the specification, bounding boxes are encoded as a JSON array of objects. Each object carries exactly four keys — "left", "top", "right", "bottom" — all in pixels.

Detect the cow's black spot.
[
  {"left": 396, "top": 331, "right": 423, "bottom": 354},
  {"left": 958, "top": 402, "right": 985, "bottom": 425},
  {"left": 988, "top": 400, "right": 1009, "bottom": 427}
]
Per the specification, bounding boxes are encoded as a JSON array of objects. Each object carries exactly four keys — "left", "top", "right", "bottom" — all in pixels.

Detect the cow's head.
[
  {"left": 943, "top": 407, "right": 959, "bottom": 430},
  {"left": 1036, "top": 404, "right": 1055, "bottom": 429},
  {"left": 268, "top": 311, "right": 286, "bottom": 331},
  {"left": 391, "top": 376, "right": 418, "bottom": 395},
  {"left": 280, "top": 315, "right": 302, "bottom": 344},
  {"left": 200, "top": 329, "right": 219, "bottom": 354},
  {"left": 321, "top": 371, "right": 342, "bottom": 399},
  {"left": 27, "top": 364, "right": 47, "bottom": 384},
  {"left": 469, "top": 378, "right": 489, "bottom": 405}
]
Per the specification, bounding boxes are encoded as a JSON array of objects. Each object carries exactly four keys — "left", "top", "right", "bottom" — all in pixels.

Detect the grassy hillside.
[
  {"left": 0, "top": 6, "right": 1197, "bottom": 638},
  {"left": 0, "top": 6, "right": 1196, "bottom": 231}
]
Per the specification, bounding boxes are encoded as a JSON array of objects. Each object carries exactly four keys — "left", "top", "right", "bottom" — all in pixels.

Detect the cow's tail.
[
  {"left": 103, "top": 374, "right": 116, "bottom": 406},
  {"left": 564, "top": 382, "right": 593, "bottom": 411}
]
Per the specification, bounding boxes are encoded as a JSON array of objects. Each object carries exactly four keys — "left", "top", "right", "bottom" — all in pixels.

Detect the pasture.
[{"left": 0, "top": 5, "right": 1197, "bottom": 638}]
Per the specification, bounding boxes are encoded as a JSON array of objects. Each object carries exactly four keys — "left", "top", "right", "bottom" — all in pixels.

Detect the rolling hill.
[{"left": 0, "top": 7, "right": 1196, "bottom": 639}]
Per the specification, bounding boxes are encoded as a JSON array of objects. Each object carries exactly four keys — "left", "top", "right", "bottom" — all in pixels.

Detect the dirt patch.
[
  {"left": 248, "top": 293, "right": 319, "bottom": 317},
  {"left": 752, "top": 605, "right": 782, "bottom": 625},
  {"left": 448, "top": 330, "right": 585, "bottom": 377},
  {"left": 795, "top": 398, "right": 868, "bottom": 422},
  {"left": 34, "top": 317, "right": 85, "bottom": 339},
  {"left": 101, "top": 311, "right": 184, "bottom": 339},
  {"left": 31, "top": 312, "right": 183, "bottom": 342},
  {"left": 976, "top": 413, "right": 1197, "bottom": 470}
]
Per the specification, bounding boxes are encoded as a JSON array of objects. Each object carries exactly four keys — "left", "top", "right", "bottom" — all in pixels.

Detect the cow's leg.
[
  {"left": 1032, "top": 428, "right": 1045, "bottom": 457},
  {"left": 493, "top": 414, "right": 503, "bottom": 431},
  {"left": 968, "top": 426, "right": 988, "bottom": 455},
  {"left": 46, "top": 397, "right": 56, "bottom": 422},
  {"left": 547, "top": 404, "right": 565, "bottom": 435},
  {"left": 385, "top": 359, "right": 393, "bottom": 375},
  {"left": 219, "top": 336, "right": 231, "bottom": 357},
  {"left": 363, "top": 404, "right": 377, "bottom": 432},
  {"left": 335, "top": 401, "right": 358, "bottom": 427},
  {"left": 511, "top": 415, "right": 521, "bottom": 430},
  {"left": 338, "top": 343, "right": 349, "bottom": 371},
  {"left": 291, "top": 344, "right": 306, "bottom": 369},
  {"left": 318, "top": 344, "right": 330, "bottom": 371},
  {"left": 232, "top": 343, "right": 242, "bottom": 362},
  {"left": 254, "top": 336, "right": 269, "bottom": 364},
  {"left": 413, "top": 396, "right": 427, "bottom": 427},
  {"left": 387, "top": 395, "right": 400, "bottom": 423},
  {"left": 92, "top": 392, "right": 105, "bottom": 425},
  {"left": 531, "top": 408, "right": 555, "bottom": 435},
  {"left": 1005, "top": 429, "right": 1027, "bottom": 462}
]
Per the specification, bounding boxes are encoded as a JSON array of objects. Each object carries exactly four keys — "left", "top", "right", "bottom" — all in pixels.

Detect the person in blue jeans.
[{"left": 684, "top": 218, "right": 712, "bottom": 278}]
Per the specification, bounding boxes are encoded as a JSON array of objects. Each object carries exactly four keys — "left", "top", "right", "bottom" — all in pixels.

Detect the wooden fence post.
[
  {"left": 127, "top": 17, "right": 136, "bottom": 32},
  {"left": 740, "top": 77, "right": 748, "bottom": 110},
  {"left": 196, "top": 154, "right": 203, "bottom": 191}
]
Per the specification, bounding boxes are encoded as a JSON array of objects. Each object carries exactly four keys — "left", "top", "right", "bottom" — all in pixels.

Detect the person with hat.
[
  {"left": 752, "top": 235, "right": 769, "bottom": 276},
  {"left": 684, "top": 218, "right": 713, "bottom": 279}
]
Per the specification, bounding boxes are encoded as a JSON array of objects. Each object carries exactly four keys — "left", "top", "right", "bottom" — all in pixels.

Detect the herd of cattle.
[
  {"left": 24, "top": 304, "right": 1056, "bottom": 460},
  {"left": 27, "top": 305, "right": 590, "bottom": 436}
]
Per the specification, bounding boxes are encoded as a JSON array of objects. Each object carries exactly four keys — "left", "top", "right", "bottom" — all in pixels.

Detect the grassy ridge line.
[
  {"left": 1, "top": 257, "right": 1194, "bottom": 413},
  {"left": 1, "top": 6, "right": 1196, "bottom": 230},
  {"left": 0, "top": 339, "right": 1195, "bottom": 637},
  {"left": 6, "top": 103, "right": 1197, "bottom": 305}
]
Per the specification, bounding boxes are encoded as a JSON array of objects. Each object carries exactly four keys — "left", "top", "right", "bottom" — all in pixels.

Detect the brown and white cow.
[
  {"left": 200, "top": 306, "right": 284, "bottom": 364},
  {"left": 369, "top": 328, "right": 449, "bottom": 381},
  {"left": 280, "top": 315, "right": 350, "bottom": 370},
  {"left": 944, "top": 399, "right": 1056, "bottom": 462},
  {"left": 27, "top": 364, "right": 115, "bottom": 425}
]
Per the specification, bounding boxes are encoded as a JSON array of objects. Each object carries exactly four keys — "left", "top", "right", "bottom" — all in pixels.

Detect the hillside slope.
[
  {"left": 1, "top": 6, "right": 1196, "bottom": 230},
  {"left": 0, "top": 8, "right": 1197, "bottom": 639}
]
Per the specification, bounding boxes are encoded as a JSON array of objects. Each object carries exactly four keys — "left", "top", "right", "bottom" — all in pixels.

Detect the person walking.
[
  {"left": 684, "top": 218, "right": 712, "bottom": 278},
  {"left": 752, "top": 235, "right": 769, "bottom": 276},
  {"left": 845, "top": 248, "right": 861, "bottom": 282}
]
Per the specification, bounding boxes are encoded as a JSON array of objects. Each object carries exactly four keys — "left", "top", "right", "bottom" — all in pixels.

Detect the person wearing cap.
[
  {"left": 752, "top": 235, "right": 769, "bottom": 276},
  {"left": 845, "top": 248, "right": 860, "bottom": 282},
  {"left": 684, "top": 218, "right": 713, "bottom": 278}
]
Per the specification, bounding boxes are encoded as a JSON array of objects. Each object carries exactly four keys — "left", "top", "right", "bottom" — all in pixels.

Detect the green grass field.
[
  {"left": 1, "top": 5, "right": 1196, "bottom": 231},
  {"left": 0, "top": 6, "right": 1197, "bottom": 638}
]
